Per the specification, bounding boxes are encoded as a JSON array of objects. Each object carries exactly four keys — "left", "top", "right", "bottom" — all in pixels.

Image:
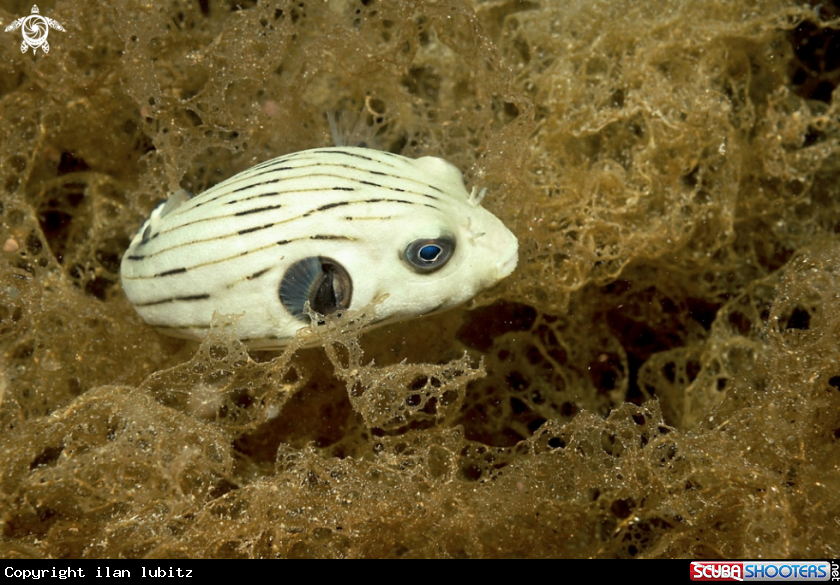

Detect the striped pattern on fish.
[{"left": 120, "top": 146, "right": 518, "bottom": 349}]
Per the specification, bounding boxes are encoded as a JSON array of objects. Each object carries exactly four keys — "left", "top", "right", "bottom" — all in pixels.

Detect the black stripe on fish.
[{"left": 133, "top": 293, "right": 211, "bottom": 307}]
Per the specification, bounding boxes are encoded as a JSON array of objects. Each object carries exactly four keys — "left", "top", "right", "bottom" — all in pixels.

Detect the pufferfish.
[{"left": 120, "top": 146, "right": 519, "bottom": 349}]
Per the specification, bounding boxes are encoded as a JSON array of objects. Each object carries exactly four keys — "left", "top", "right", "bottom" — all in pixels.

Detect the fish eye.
[{"left": 403, "top": 236, "right": 455, "bottom": 273}]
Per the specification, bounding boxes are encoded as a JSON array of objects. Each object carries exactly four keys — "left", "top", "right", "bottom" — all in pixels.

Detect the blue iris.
[
  {"left": 419, "top": 244, "right": 441, "bottom": 262},
  {"left": 404, "top": 236, "right": 455, "bottom": 273}
]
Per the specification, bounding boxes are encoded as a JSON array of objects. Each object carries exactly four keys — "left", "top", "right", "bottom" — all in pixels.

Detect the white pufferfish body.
[{"left": 120, "top": 146, "right": 519, "bottom": 349}]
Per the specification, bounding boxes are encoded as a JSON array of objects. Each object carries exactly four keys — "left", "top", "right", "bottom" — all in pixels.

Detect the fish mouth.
[{"left": 496, "top": 249, "right": 519, "bottom": 280}]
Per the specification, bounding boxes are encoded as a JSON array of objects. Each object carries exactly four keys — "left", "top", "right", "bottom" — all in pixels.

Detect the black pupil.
[{"left": 419, "top": 245, "right": 441, "bottom": 262}]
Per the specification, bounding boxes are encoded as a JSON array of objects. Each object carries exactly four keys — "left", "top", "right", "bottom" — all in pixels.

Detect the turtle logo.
[{"left": 5, "top": 5, "right": 65, "bottom": 55}]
